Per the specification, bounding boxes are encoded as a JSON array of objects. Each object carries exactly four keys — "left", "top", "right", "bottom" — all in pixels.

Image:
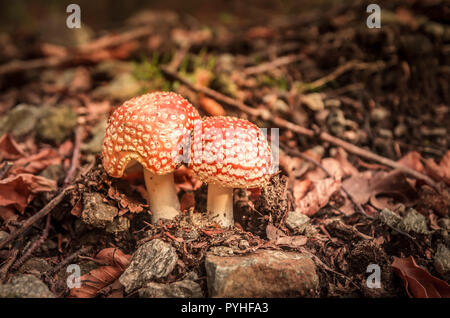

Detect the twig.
[
  {"left": 0, "top": 26, "right": 153, "bottom": 76},
  {"left": 44, "top": 246, "right": 93, "bottom": 278},
  {"left": 64, "top": 126, "right": 83, "bottom": 185},
  {"left": 0, "top": 248, "right": 18, "bottom": 282},
  {"left": 161, "top": 67, "right": 437, "bottom": 189},
  {"left": 11, "top": 214, "right": 51, "bottom": 271},
  {"left": 304, "top": 60, "right": 386, "bottom": 92},
  {"left": 243, "top": 53, "right": 305, "bottom": 76},
  {"left": 0, "top": 186, "right": 73, "bottom": 250}
]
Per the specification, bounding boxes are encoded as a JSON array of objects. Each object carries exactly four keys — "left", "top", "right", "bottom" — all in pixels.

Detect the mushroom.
[
  {"left": 190, "top": 116, "right": 274, "bottom": 227},
  {"left": 102, "top": 92, "right": 200, "bottom": 223}
]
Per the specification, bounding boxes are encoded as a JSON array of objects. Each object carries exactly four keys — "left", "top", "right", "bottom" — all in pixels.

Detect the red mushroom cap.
[
  {"left": 102, "top": 92, "right": 200, "bottom": 177},
  {"left": 189, "top": 116, "right": 274, "bottom": 188}
]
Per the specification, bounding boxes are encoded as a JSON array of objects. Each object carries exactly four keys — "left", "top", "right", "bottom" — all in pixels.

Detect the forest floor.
[{"left": 0, "top": 0, "right": 449, "bottom": 298}]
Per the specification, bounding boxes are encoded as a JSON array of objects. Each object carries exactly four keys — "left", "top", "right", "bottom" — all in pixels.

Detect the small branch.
[
  {"left": 0, "top": 249, "right": 18, "bottom": 282},
  {"left": 304, "top": 60, "right": 386, "bottom": 92},
  {"left": 0, "top": 26, "right": 153, "bottom": 76},
  {"left": 11, "top": 214, "right": 52, "bottom": 271},
  {"left": 243, "top": 53, "right": 304, "bottom": 76},
  {"left": 64, "top": 126, "right": 83, "bottom": 185},
  {"left": 0, "top": 186, "right": 73, "bottom": 250},
  {"left": 44, "top": 246, "right": 93, "bottom": 278},
  {"left": 161, "top": 67, "right": 437, "bottom": 189}
]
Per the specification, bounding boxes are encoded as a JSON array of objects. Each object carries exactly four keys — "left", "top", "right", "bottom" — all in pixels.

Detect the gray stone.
[
  {"left": 371, "top": 107, "right": 390, "bottom": 122},
  {"left": 138, "top": 279, "right": 203, "bottom": 298},
  {"left": 17, "top": 258, "right": 51, "bottom": 276},
  {"left": 82, "top": 118, "right": 107, "bottom": 154},
  {"left": 205, "top": 250, "right": 318, "bottom": 297},
  {"left": 92, "top": 73, "right": 142, "bottom": 100},
  {"left": 379, "top": 208, "right": 402, "bottom": 228},
  {"left": 301, "top": 93, "right": 324, "bottom": 111},
  {"left": 0, "top": 274, "right": 54, "bottom": 298},
  {"left": 119, "top": 239, "right": 178, "bottom": 293},
  {"left": 106, "top": 216, "right": 130, "bottom": 233},
  {"left": 434, "top": 244, "right": 450, "bottom": 281},
  {"left": 286, "top": 211, "right": 310, "bottom": 234},
  {"left": 37, "top": 106, "right": 77, "bottom": 144},
  {"left": 82, "top": 192, "right": 118, "bottom": 228},
  {"left": 209, "top": 246, "right": 234, "bottom": 256},
  {"left": 0, "top": 231, "right": 8, "bottom": 243},
  {"left": 0, "top": 104, "right": 43, "bottom": 138},
  {"left": 398, "top": 208, "right": 430, "bottom": 234}
]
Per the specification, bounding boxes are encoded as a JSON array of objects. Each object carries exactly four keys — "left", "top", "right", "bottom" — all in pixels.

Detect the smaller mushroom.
[
  {"left": 102, "top": 92, "right": 200, "bottom": 223},
  {"left": 189, "top": 116, "right": 275, "bottom": 227}
]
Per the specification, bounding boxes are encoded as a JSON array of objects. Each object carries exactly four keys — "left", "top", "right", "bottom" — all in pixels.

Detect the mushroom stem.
[
  {"left": 207, "top": 183, "right": 234, "bottom": 227},
  {"left": 143, "top": 170, "right": 180, "bottom": 223}
]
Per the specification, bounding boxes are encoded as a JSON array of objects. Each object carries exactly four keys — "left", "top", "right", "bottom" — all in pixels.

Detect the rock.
[
  {"left": 17, "top": 258, "right": 51, "bottom": 276},
  {"left": 105, "top": 216, "right": 130, "bottom": 233},
  {"left": 285, "top": 211, "right": 310, "bottom": 234},
  {"left": 138, "top": 279, "right": 203, "bottom": 298},
  {"left": 209, "top": 246, "right": 234, "bottom": 256},
  {"left": 0, "top": 274, "right": 54, "bottom": 298},
  {"left": 93, "top": 60, "right": 134, "bottom": 78},
  {"left": 434, "top": 244, "right": 450, "bottom": 281},
  {"left": 37, "top": 106, "right": 77, "bottom": 143},
  {"left": 0, "top": 231, "right": 8, "bottom": 243},
  {"left": 378, "top": 128, "right": 393, "bottom": 139},
  {"left": 119, "top": 239, "right": 178, "bottom": 293},
  {"left": 39, "top": 164, "right": 64, "bottom": 182},
  {"left": 379, "top": 208, "right": 402, "bottom": 228},
  {"left": 327, "top": 109, "right": 346, "bottom": 135},
  {"left": 82, "top": 192, "right": 118, "bottom": 228},
  {"left": 300, "top": 93, "right": 324, "bottom": 111},
  {"left": 92, "top": 73, "right": 142, "bottom": 100},
  {"left": 0, "top": 104, "right": 43, "bottom": 138},
  {"left": 371, "top": 107, "right": 390, "bottom": 122},
  {"left": 81, "top": 118, "right": 108, "bottom": 154},
  {"left": 205, "top": 250, "right": 318, "bottom": 297},
  {"left": 238, "top": 240, "right": 250, "bottom": 250},
  {"left": 398, "top": 208, "right": 430, "bottom": 234}
]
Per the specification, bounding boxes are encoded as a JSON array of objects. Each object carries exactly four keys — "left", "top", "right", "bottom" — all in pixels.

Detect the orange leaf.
[
  {"left": 69, "top": 248, "right": 131, "bottom": 298},
  {"left": 391, "top": 256, "right": 450, "bottom": 298},
  {"left": 295, "top": 178, "right": 341, "bottom": 216},
  {"left": 198, "top": 96, "right": 226, "bottom": 116}
]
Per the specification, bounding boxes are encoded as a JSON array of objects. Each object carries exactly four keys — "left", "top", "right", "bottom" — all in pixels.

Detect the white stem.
[
  {"left": 207, "top": 183, "right": 234, "bottom": 228},
  {"left": 143, "top": 170, "right": 180, "bottom": 224}
]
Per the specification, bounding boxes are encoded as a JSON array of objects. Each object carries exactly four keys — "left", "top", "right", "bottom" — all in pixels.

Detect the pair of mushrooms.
[{"left": 102, "top": 92, "right": 274, "bottom": 227}]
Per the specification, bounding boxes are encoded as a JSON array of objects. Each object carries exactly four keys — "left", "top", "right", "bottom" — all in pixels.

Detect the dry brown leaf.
[
  {"left": 174, "top": 166, "right": 202, "bottom": 192},
  {"left": 392, "top": 256, "right": 450, "bottom": 298},
  {"left": 69, "top": 248, "right": 131, "bottom": 298},
  {"left": 0, "top": 134, "right": 24, "bottom": 160},
  {"left": 9, "top": 148, "right": 61, "bottom": 176},
  {"left": 266, "top": 224, "right": 307, "bottom": 248},
  {"left": 293, "top": 179, "right": 312, "bottom": 202},
  {"left": 335, "top": 148, "right": 358, "bottom": 176},
  {"left": 180, "top": 192, "right": 195, "bottom": 212},
  {"left": 342, "top": 172, "right": 372, "bottom": 205},
  {"left": 398, "top": 151, "right": 424, "bottom": 173},
  {"left": 369, "top": 169, "right": 417, "bottom": 210},
  {"left": 295, "top": 178, "right": 341, "bottom": 216},
  {"left": 0, "top": 174, "right": 57, "bottom": 213},
  {"left": 424, "top": 151, "right": 450, "bottom": 185}
]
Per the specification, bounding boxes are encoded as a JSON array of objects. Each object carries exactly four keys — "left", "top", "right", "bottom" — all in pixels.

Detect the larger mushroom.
[
  {"left": 190, "top": 116, "right": 274, "bottom": 227},
  {"left": 102, "top": 92, "right": 200, "bottom": 223}
]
